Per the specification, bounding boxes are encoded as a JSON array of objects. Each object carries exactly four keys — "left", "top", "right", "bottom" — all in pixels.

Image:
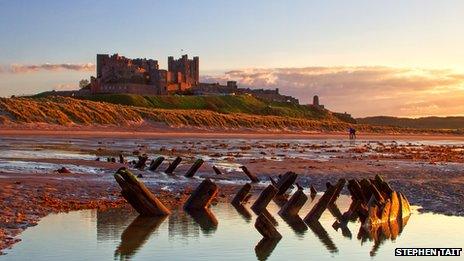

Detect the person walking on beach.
[{"left": 349, "top": 127, "right": 357, "bottom": 140}]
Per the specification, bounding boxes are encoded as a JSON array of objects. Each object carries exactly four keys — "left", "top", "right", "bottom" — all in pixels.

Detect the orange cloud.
[
  {"left": 201, "top": 66, "right": 464, "bottom": 117},
  {"left": 7, "top": 63, "right": 95, "bottom": 73}
]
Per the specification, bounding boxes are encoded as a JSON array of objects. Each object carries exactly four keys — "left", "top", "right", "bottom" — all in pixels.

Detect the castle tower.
[{"left": 313, "top": 95, "right": 319, "bottom": 106}]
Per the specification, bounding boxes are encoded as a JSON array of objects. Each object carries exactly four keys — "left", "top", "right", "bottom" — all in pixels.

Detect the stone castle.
[
  {"left": 91, "top": 54, "right": 199, "bottom": 95},
  {"left": 88, "top": 53, "right": 299, "bottom": 104}
]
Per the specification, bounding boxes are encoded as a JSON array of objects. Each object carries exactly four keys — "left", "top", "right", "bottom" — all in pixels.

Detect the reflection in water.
[
  {"left": 115, "top": 215, "right": 167, "bottom": 260},
  {"left": 260, "top": 209, "right": 278, "bottom": 226},
  {"left": 168, "top": 210, "right": 200, "bottom": 239},
  {"left": 185, "top": 208, "right": 219, "bottom": 235},
  {"left": 280, "top": 214, "right": 308, "bottom": 236},
  {"left": 8, "top": 195, "right": 448, "bottom": 261},
  {"left": 255, "top": 237, "right": 281, "bottom": 261},
  {"left": 273, "top": 196, "right": 289, "bottom": 208},
  {"left": 97, "top": 208, "right": 136, "bottom": 242},
  {"left": 232, "top": 203, "right": 252, "bottom": 222},
  {"left": 357, "top": 216, "right": 410, "bottom": 257},
  {"left": 307, "top": 220, "right": 339, "bottom": 253}
]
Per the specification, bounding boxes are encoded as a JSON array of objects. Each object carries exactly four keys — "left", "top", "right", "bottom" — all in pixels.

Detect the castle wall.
[{"left": 99, "top": 83, "right": 159, "bottom": 95}]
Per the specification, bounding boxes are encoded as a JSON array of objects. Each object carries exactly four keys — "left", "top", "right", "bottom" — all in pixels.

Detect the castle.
[
  {"left": 90, "top": 54, "right": 199, "bottom": 95},
  {"left": 88, "top": 53, "right": 299, "bottom": 104}
]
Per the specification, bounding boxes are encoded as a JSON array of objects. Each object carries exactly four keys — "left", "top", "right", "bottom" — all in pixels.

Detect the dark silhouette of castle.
[{"left": 90, "top": 54, "right": 199, "bottom": 95}]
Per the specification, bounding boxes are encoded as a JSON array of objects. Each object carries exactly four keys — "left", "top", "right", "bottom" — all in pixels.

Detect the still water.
[{"left": 3, "top": 195, "right": 464, "bottom": 260}]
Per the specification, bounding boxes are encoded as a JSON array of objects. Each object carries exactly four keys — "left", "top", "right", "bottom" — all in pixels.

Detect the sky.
[{"left": 1, "top": 0, "right": 464, "bottom": 117}]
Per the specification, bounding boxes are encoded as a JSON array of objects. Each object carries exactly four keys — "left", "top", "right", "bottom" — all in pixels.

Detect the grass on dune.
[
  {"left": 80, "top": 93, "right": 334, "bottom": 121},
  {"left": 1, "top": 96, "right": 460, "bottom": 135}
]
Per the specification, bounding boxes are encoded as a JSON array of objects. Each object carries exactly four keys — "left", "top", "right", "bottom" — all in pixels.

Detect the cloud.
[
  {"left": 6, "top": 63, "right": 95, "bottom": 73},
  {"left": 201, "top": 66, "right": 464, "bottom": 117}
]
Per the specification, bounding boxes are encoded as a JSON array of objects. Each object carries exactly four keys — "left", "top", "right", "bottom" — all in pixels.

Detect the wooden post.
[
  {"left": 380, "top": 199, "right": 391, "bottom": 224},
  {"left": 251, "top": 184, "right": 278, "bottom": 213},
  {"left": 114, "top": 167, "right": 171, "bottom": 216},
  {"left": 310, "top": 185, "right": 318, "bottom": 198},
  {"left": 185, "top": 159, "right": 204, "bottom": 178},
  {"left": 389, "top": 191, "right": 400, "bottom": 221},
  {"left": 184, "top": 178, "right": 218, "bottom": 210},
  {"left": 374, "top": 174, "right": 394, "bottom": 195},
  {"left": 275, "top": 171, "right": 298, "bottom": 196},
  {"left": 212, "top": 166, "right": 222, "bottom": 175},
  {"left": 369, "top": 181, "right": 385, "bottom": 203},
  {"left": 363, "top": 196, "right": 381, "bottom": 228},
  {"left": 304, "top": 179, "right": 346, "bottom": 223},
  {"left": 232, "top": 183, "right": 252, "bottom": 205},
  {"left": 328, "top": 181, "right": 344, "bottom": 205},
  {"left": 165, "top": 156, "right": 182, "bottom": 174},
  {"left": 240, "top": 166, "right": 259, "bottom": 183},
  {"left": 118, "top": 153, "right": 125, "bottom": 164},
  {"left": 232, "top": 202, "right": 252, "bottom": 221},
  {"left": 255, "top": 213, "right": 282, "bottom": 239},
  {"left": 134, "top": 154, "right": 149, "bottom": 170},
  {"left": 148, "top": 156, "right": 164, "bottom": 171},
  {"left": 278, "top": 188, "right": 308, "bottom": 216},
  {"left": 398, "top": 192, "right": 411, "bottom": 220},
  {"left": 347, "top": 179, "right": 366, "bottom": 203}
]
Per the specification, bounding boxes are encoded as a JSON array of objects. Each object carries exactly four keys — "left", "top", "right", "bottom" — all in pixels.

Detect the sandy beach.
[{"left": 1, "top": 128, "right": 463, "bottom": 254}]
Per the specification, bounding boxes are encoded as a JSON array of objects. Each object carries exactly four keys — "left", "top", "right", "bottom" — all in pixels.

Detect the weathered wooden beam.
[
  {"left": 148, "top": 156, "right": 164, "bottom": 171},
  {"left": 310, "top": 185, "right": 318, "bottom": 198},
  {"left": 212, "top": 166, "right": 222, "bottom": 175},
  {"left": 389, "top": 191, "right": 400, "bottom": 221},
  {"left": 134, "top": 154, "right": 149, "bottom": 170},
  {"left": 359, "top": 179, "right": 374, "bottom": 201},
  {"left": 362, "top": 196, "right": 381, "bottom": 228},
  {"left": 375, "top": 174, "right": 394, "bottom": 196},
  {"left": 232, "top": 183, "right": 252, "bottom": 205},
  {"left": 251, "top": 184, "right": 278, "bottom": 213},
  {"left": 278, "top": 188, "right": 308, "bottom": 216},
  {"left": 255, "top": 213, "right": 282, "bottom": 239},
  {"left": 347, "top": 179, "right": 366, "bottom": 203},
  {"left": 398, "top": 192, "right": 411, "bottom": 220},
  {"left": 118, "top": 153, "right": 125, "bottom": 164},
  {"left": 240, "top": 166, "right": 259, "bottom": 183},
  {"left": 114, "top": 167, "right": 171, "bottom": 216},
  {"left": 165, "top": 156, "right": 182, "bottom": 174},
  {"left": 232, "top": 202, "right": 252, "bottom": 221},
  {"left": 303, "top": 179, "right": 346, "bottom": 223},
  {"left": 327, "top": 181, "right": 344, "bottom": 205},
  {"left": 369, "top": 180, "right": 386, "bottom": 203},
  {"left": 339, "top": 200, "right": 361, "bottom": 226},
  {"left": 184, "top": 178, "right": 218, "bottom": 210},
  {"left": 380, "top": 199, "right": 391, "bottom": 224},
  {"left": 185, "top": 159, "right": 204, "bottom": 178},
  {"left": 275, "top": 171, "right": 298, "bottom": 196}
]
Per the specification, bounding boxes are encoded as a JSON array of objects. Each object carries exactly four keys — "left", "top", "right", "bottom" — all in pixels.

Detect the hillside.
[
  {"left": 0, "top": 96, "right": 354, "bottom": 131},
  {"left": 1, "top": 96, "right": 461, "bottom": 134},
  {"left": 78, "top": 93, "right": 346, "bottom": 121},
  {"left": 357, "top": 116, "right": 464, "bottom": 130}
]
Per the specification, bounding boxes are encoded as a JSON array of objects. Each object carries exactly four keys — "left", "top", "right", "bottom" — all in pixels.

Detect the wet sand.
[
  {"left": 1, "top": 127, "right": 464, "bottom": 140},
  {"left": 1, "top": 130, "right": 464, "bottom": 254}
]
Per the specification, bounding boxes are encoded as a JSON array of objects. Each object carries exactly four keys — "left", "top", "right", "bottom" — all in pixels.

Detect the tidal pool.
[{"left": 3, "top": 195, "right": 464, "bottom": 260}]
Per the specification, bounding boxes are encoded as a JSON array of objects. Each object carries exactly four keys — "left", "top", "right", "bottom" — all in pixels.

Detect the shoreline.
[{"left": 1, "top": 127, "right": 463, "bottom": 140}]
